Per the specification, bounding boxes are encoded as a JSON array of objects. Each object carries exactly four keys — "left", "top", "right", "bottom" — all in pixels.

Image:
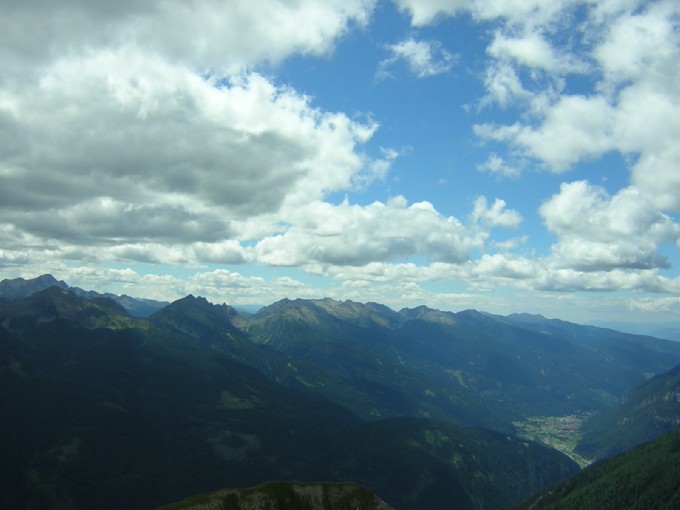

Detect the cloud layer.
[{"left": 1, "top": 0, "right": 679, "bottom": 321}]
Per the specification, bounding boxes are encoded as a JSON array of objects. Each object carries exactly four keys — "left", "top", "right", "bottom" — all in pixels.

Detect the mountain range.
[
  {"left": 238, "top": 296, "right": 680, "bottom": 430},
  {"left": 0, "top": 283, "right": 577, "bottom": 509},
  {"left": 2, "top": 274, "right": 680, "bottom": 509},
  {"left": 0, "top": 274, "right": 168, "bottom": 317}
]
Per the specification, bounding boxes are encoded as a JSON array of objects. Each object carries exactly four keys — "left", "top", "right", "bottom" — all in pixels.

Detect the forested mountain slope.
[
  {"left": 577, "top": 364, "right": 680, "bottom": 460},
  {"left": 241, "top": 298, "right": 680, "bottom": 430},
  {"left": 0, "top": 287, "right": 578, "bottom": 510},
  {"left": 515, "top": 429, "right": 680, "bottom": 510}
]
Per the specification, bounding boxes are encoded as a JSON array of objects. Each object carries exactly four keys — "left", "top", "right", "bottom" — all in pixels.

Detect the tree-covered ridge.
[
  {"left": 242, "top": 296, "right": 680, "bottom": 430},
  {"left": 0, "top": 287, "right": 578, "bottom": 510},
  {"left": 4, "top": 276, "right": 680, "bottom": 509},
  {"left": 577, "top": 364, "right": 680, "bottom": 460},
  {"left": 514, "top": 428, "right": 680, "bottom": 510},
  {"left": 160, "top": 482, "right": 395, "bottom": 510}
]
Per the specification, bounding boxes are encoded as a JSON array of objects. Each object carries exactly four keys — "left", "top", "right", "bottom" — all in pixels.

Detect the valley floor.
[{"left": 514, "top": 414, "right": 593, "bottom": 468}]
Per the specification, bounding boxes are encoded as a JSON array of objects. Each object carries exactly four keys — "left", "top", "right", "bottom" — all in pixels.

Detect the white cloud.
[
  {"left": 0, "top": 51, "right": 376, "bottom": 255},
  {"left": 255, "top": 196, "right": 485, "bottom": 267},
  {"left": 474, "top": 1, "right": 680, "bottom": 212},
  {"left": 533, "top": 268, "right": 680, "bottom": 293},
  {"left": 488, "top": 31, "right": 576, "bottom": 73},
  {"left": 629, "top": 296, "right": 680, "bottom": 313},
  {"left": 475, "top": 95, "right": 615, "bottom": 172},
  {"left": 594, "top": 1, "right": 678, "bottom": 83},
  {"left": 470, "top": 197, "right": 522, "bottom": 229},
  {"left": 539, "top": 181, "right": 680, "bottom": 271},
  {"left": 476, "top": 154, "right": 521, "bottom": 177},
  {"left": 474, "top": 253, "right": 536, "bottom": 281},
  {"left": 395, "top": 0, "right": 576, "bottom": 29},
  {"left": 481, "top": 62, "right": 531, "bottom": 108},
  {"left": 393, "top": 0, "right": 467, "bottom": 26},
  {"left": 0, "top": 0, "right": 375, "bottom": 77},
  {"left": 631, "top": 147, "right": 680, "bottom": 211},
  {"left": 490, "top": 236, "right": 528, "bottom": 251},
  {"left": 0, "top": 0, "right": 396, "bottom": 274},
  {"left": 379, "top": 38, "right": 457, "bottom": 78},
  {"left": 471, "top": 0, "right": 576, "bottom": 27},
  {"left": 2, "top": 0, "right": 679, "bottom": 316},
  {"left": 398, "top": 1, "right": 680, "bottom": 215}
]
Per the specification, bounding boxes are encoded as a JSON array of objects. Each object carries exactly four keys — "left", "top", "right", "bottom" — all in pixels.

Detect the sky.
[{"left": 1, "top": 0, "right": 680, "bottom": 325}]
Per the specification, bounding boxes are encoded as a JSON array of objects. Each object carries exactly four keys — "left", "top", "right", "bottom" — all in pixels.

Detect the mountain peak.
[
  {"left": 0, "top": 286, "right": 134, "bottom": 331},
  {"left": 0, "top": 273, "right": 69, "bottom": 299},
  {"left": 151, "top": 293, "right": 243, "bottom": 338},
  {"left": 507, "top": 312, "right": 549, "bottom": 323},
  {"left": 399, "top": 305, "right": 457, "bottom": 325},
  {"left": 157, "top": 294, "right": 240, "bottom": 319},
  {"left": 174, "top": 294, "right": 208, "bottom": 306}
]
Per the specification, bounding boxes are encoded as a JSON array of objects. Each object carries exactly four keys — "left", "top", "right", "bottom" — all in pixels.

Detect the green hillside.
[
  {"left": 0, "top": 289, "right": 360, "bottom": 508},
  {"left": 577, "top": 364, "right": 680, "bottom": 460},
  {"left": 320, "top": 417, "right": 578, "bottom": 510},
  {"left": 514, "top": 429, "right": 680, "bottom": 510},
  {"left": 0, "top": 288, "right": 578, "bottom": 510},
  {"left": 243, "top": 298, "right": 680, "bottom": 430}
]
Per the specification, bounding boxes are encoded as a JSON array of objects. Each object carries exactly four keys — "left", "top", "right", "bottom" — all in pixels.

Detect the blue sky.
[{"left": 1, "top": 0, "right": 680, "bottom": 325}]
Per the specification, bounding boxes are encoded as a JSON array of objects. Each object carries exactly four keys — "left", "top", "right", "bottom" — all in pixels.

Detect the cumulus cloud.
[
  {"left": 1, "top": 57, "right": 372, "bottom": 212},
  {"left": 2, "top": 0, "right": 679, "bottom": 314},
  {"left": 401, "top": 1, "right": 680, "bottom": 213},
  {"left": 539, "top": 181, "right": 680, "bottom": 271},
  {"left": 393, "top": 0, "right": 467, "bottom": 26},
  {"left": 593, "top": 1, "right": 678, "bottom": 83},
  {"left": 475, "top": 95, "right": 616, "bottom": 172},
  {"left": 0, "top": 0, "right": 381, "bottom": 267},
  {"left": 475, "top": 1, "right": 680, "bottom": 209},
  {"left": 476, "top": 154, "right": 521, "bottom": 177},
  {"left": 487, "top": 31, "right": 585, "bottom": 73},
  {"left": 379, "top": 38, "right": 457, "bottom": 78},
  {"left": 384, "top": 0, "right": 680, "bottom": 302},
  {"left": 470, "top": 197, "right": 522, "bottom": 229},
  {"left": 533, "top": 268, "right": 680, "bottom": 293},
  {"left": 396, "top": 0, "right": 575, "bottom": 29},
  {"left": 481, "top": 62, "right": 532, "bottom": 108},
  {"left": 631, "top": 147, "right": 680, "bottom": 211},
  {"left": 0, "top": 0, "right": 375, "bottom": 76},
  {"left": 255, "top": 196, "right": 485, "bottom": 267}
]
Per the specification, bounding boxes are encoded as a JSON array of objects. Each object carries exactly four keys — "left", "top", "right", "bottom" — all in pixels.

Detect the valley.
[
  {"left": 2, "top": 275, "right": 680, "bottom": 509},
  {"left": 513, "top": 414, "right": 593, "bottom": 468}
]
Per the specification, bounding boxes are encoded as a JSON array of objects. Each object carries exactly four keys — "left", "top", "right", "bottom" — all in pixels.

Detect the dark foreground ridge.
[
  {"left": 159, "top": 482, "right": 395, "bottom": 510},
  {"left": 514, "top": 428, "right": 680, "bottom": 510}
]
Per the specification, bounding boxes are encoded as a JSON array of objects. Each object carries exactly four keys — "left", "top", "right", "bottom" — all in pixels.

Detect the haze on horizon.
[{"left": 1, "top": 0, "right": 679, "bottom": 325}]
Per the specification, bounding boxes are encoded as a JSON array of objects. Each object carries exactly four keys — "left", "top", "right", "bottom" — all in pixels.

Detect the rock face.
[{"left": 160, "top": 482, "right": 395, "bottom": 510}]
